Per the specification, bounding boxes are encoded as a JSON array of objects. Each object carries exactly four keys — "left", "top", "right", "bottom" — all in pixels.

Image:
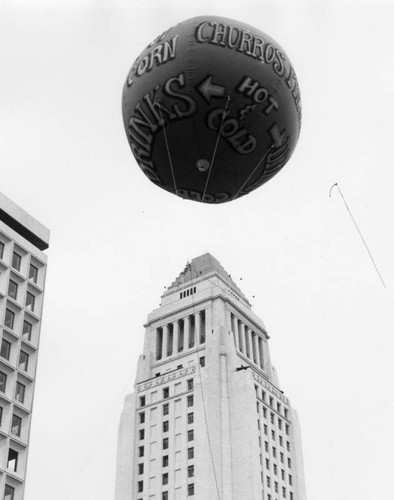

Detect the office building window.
[
  {"left": 272, "top": 447, "right": 276, "bottom": 457},
  {"left": 139, "top": 396, "right": 145, "bottom": 407},
  {"left": 4, "top": 485, "right": 15, "bottom": 500},
  {"left": 163, "top": 387, "right": 169, "bottom": 399},
  {"left": 264, "top": 424, "right": 268, "bottom": 435},
  {"left": 270, "top": 412, "right": 275, "bottom": 424},
  {"left": 281, "top": 469, "right": 285, "bottom": 480},
  {"left": 7, "top": 449, "right": 18, "bottom": 471},
  {"left": 280, "top": 452, "right": 284, "bottom": 463},
  {"left": 188, "top": 413, "right": 194, "bottom": 424},
  {"left": 265, "top": 458, "right": 270, "bottom": 469},
  {"left": 279, "top": 436, "right": 283, "bottom": 446},
  {"left": 5, "top": 309, "right": 15, "bottom": 329},
  {"left": 287, "top": 458, "right": 291, "bottom": 468},
  {"left": 286, "top": 441, "right": 290, "bottom": 451},
  {"left": 11, "top": 252, "right": 21, "bottom": 271},
  {"left": 290, "top": 492, "right": 293, "bottom": 500},
  {"left": 1, "top": 339, "right": 11, "bottom": 360},
  {"left": 137, "top": 480, "right": 143, "bottom": 493},
  {"left": 163, "top": 403, "right": 169, "bottom": 415},
  {"left": 267, "top": 476, "right": 271, "bottom": 487},
  {"left": 187, "top": 379, "right": 193, "bottom": 390},
  {"left": 162, "top": 455, "right": 169, "bottom": 467},
  {"left": 188, "top": 430, "right": 194, "bottom": 442},
  {"left": 162, "top": 493, "right": 168, "bottom": 500},
  {"left": 273, "top": 464, "right": 277, "bottom": 475},
  {"left": 26, "top": 292, "right": 35, "bottom": 312},
  {"left": 264, "top": 441, "right": 269, "bottom": 452},
  {"left": 188, "top": 465, "right": 194, "bottom": 478},
  {"left": 29, "top": 264, "right": 38, "bottom": 283},
  {"left": 271, "top": 430, "right": 275, "bottom": 440},
  {"left": 289, "top": 474, "right": 292, "bottom": 485},
  {"left": 163, "top": 421, "right": 169, "bottom": 433},
  {"left": 139, "top": 412, "right": 145, "bottom": 424},
  {"left": 278, "top": 418, "right": 282, "bottom": 430},
  {"left": 199, "top": 356, "right": 205, "bottom": 367},
  {"left": 188, "top": 447, "right": 194, "bottom": 459},
  {"left": 139, "top": 429, "right": 145, "bottom": 440},
  {"left": 162, "top": 473, "right": 168, "bottom": 485},
  {"left": 8, "top": 280, "right": 18, "bottom": 300},
  {"left": 285, "top": 424, "right": 289, "bottom": 435},
  {"left": 138, "top": 446, "right": 144, "bottom": 457},
  {"left": 263, "top": 407, "right": 267, "bottom": 418},
  {"left": 274, "top": 481, "right": 278, "bottom": 493},
  {"left": 0, "top": 241, "right": 4, "bottom": 260},
  {"left": 138, "top": 463, "right": 144, "bottom": 475},
  {"left": 19, "top": 350, "right": 29, "bottom": 372},
  {"left": 187, "top": 395, "right": 194, "bottom": 407},
  {"left": 0, "top": 372, "right": 7, "bottom": 393},
  {"left": 23, "top": 320, "right": 33, "bottom": 341},
  {"left": 15, "top": 382, "right": 25, "bottom": 403},
  {"left": 282, "top": 487, "right": 286, "bottom": 497},
  {"left": 11, "top": 414, "right": 22, "bottom": 437},
  {"left": 188, "top": 484, "right": 194, "bottom": 496},
  {"left": 163, "top": 438, "right": 169, "bottom": 449}
]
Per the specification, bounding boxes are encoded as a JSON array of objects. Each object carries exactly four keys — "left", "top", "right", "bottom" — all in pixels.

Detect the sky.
[{"left": 1, "top": 0, "right": 394, "bottom": 499}]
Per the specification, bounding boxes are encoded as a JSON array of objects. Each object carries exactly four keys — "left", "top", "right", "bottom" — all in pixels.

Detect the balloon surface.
[{"left": 122, "top": 16, "right": 301, "bottom": 203}]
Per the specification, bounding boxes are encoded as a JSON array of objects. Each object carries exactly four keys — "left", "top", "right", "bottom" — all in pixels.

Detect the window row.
[
  {"left": 0, "top": 345, "right": 30, "bottom": 370},
  {"left": 138, "top": 445, "right": 194, "bottom": 477},
  {"left": 6, "top": 279, "right": 38, "bottom": 307},
  {"left": 0, "top": 246, "right": 40, "bottom": 284},
  {"left": 0, "top": 373, "right": 27, "bottom": 402},
  {"left": 139, "top": 379, "right": 194, "bottom": 408},
  {"left": 155, "top": 311, "right": 206, "bottom": 360},
  {"left": 180, "top": 286, "right": 197, "bottom": 299},
  {"left": 257, "top": 387, "right": 289, "bottom": 418},
  {"left": 137, "top": 483, "right": 195, "bottom": 498}
]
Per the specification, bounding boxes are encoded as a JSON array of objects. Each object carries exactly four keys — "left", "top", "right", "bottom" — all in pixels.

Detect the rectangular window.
[
  {"left": 8, "top": 280, "right": 18, "bottom": 300},
  {"left": 163, "top": 421, "right": 169, "bottom": 433},
  {"left": 5, "top": 309, "right": 15, "bottom": 329},
  {"left": 26, "top": 292, "right": 35, "bottom": 312},
  {"left": 29, "top": 264, "right": 38, "bottom": 283},
  {"left": 1, "top": 339, "right": 11, "bottom": 360},
  {"left": 265, "top": 458, "right": 269, "bottom": 469},
  {"left": 269, "top": 396, "right": 274, "bottom": 407},
  {"left": 272, "top": 447, "right": 276, "bottom": 457},
  {"left": 19, "top": 350, "right": 29, "bottom": 372},
  {"left": 278, "top": 418, "right": 282, "bottom": 430},
  {"left": 139, "top": 412, "right": 145, "bottom": 424},
  {"left": 4, "top": 485, "right": 15, "bottom": 500},
  {"left": 287, "top": 458, "right": 291, "bottom": 468},
  {"left": 265, "top": 441, "right": 268, "bottom": 452},
  {"left": 138, "top": 446, "right": 144, "bottom": 457},
  {"left": 267, "top": 476, "right": 271, "bottom": 487},
  {"left": 270, "top": 412, "right": 275, "bottom": 424},
  {"left": 263, "top": 407, "right": 267, "bottom": 418},
  {"left": 273, "top": 464, "right": 277, "bottom": 475},
  {"left": 274, "top": 481, "right": 278, "bottom": 493},
  {"left": 279, "top": 436, "right": 283, "bottom": 446},
  {"left": 11, "top": 252, "right": 21, "bottom": 271},
  {"left": 0, "top": 241, "right": 4, "bottom": 260},
  {"left": 188, "top": 430, "right": 194, "bottom": 442},
  {"left": 187, "top": 379, "right": 193, "bottom": 390},
  {"left": 271, "top": 430, "right": 275, "bottom": 440},
  {"left": 163, "top": 387, "right": 169, "bottom": 399},
  {"left": 7, "top": 449, "right": 18, "bottom": 471},
  {"left": 286, "top": 441, "right": 290, "bottom": 451},
  {"left": 139, "top": 429, "right": 145, "bottom": 440},
  {"left": 289, "top": 474, "right": 292, "bottom": 485},
  {"left": 280, "top": 452, "right": 284, "bottom": 463},
  {"left": 137, "top": 480, "right": 143, "bottom": 493},
  {"left": 138, "top": 463, "right": 144, "bottom": 475},
  {"left": 162, "top": 455, "right": 169, "bottom": 467},
  {"left": 162, "top": 493, "right": 168, "bottom": 500},
  {"left": 281, "top": 469, "right": 285, "bottom": 480},
  {"left": 15, "top": 382, "right": 25, "bottom": 403},
  {"left": 285, "top": 424, "right": 289, "bottom": 435},
  {"left": 162, "top": 473, "right": 168, "bottom": 485},
  {"left": 264, "top": 424, "right": 268, "bottom": 435},
  {"left": 282, "top": 487, "right": 286, "bottom": 497},
  {"left": 187, "top": 413, "right": 194, "bottom": 424},
  {"left": 188, "top": 465, "right": 194, "bottom": 478},
  {"left": 199, "top": 356, "right": 205, "bottom": 367},
  {"left": 188, "top": 447, "right": 194, "bottom": 459},
  {"left": 188, "top": 484, "right": 194, "bottom": 496},
  {"left": 11, "top": 414, "right": 22, "bottom": 437},
  {"left": 0, "top": 372, "right": 7, "bottom": 393},
  {"left": 23, "top": 320, "right": 33, "bottom": 341},
  {"left": 139, "top": 396, "right": 146, "bottom": 407},
  {"left": 163, "top": 438, "right": 169, "bottom": 450},
  {"left": 163, "top": 403, "right": 169, "bottom": 415},
  {"left": 187, "top": 395, "right": 194, "bottom": 407}
]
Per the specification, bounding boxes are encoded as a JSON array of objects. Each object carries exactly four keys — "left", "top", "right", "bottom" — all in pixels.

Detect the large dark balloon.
[{"left": 122, "top": 16, "right": 301, "bottom": 204}]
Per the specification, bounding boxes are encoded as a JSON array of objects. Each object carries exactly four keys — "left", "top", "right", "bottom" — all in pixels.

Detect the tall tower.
[
  {"left": 116, "top": 253, "right": 306, "bottom": 500},
  {"left": 0, "top": 193, "right": 49, "bottom": 500}
]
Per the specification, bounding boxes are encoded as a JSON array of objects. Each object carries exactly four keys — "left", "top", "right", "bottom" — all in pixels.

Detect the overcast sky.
[{"left": 1, "top": 0, "right": 394, "bottom": 499}]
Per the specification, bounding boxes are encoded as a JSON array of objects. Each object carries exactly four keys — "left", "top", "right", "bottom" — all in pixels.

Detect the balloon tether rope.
[
  {"left": 202, "top": 95, "right": 231, "bottom": 203},
  {"left": 329, "top": 182, "right": 386, "bottom": 288},
  {"left": 159, "top": 105, "right": 178, "bottom": 195},
  {"left": 232, "top": 145, "right": 274, "bottom": 200}
]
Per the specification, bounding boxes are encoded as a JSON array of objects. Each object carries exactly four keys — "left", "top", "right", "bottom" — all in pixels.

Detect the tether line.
[
  {"left": 329, "top": 182, "right": 386, "bottom": 288},
  {"left": 232, "top": 144, "right": 274, "bottom": 200},
  {"left": 159, "top": 105, "right": 178, "bottom": 195},
  {"left": 202, "top": 95, "right": 231, "bottom": 203}
]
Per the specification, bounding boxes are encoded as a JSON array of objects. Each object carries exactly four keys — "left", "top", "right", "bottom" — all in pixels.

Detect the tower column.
[
  {"left": 231, "top": 313, "right": 238, "bottom": 349},
  {"left": 195, "top": 311, "right": 201, "bottom": 347},
  {"left": 184, "top": 315, "right": 191, "bottom": 349},
  {"left": 173, "top": 320, "right": 180, "bottom": 353},
  {"left": 240, "top": 322, "right": 246, "bottom": 355},
  {"left": 251, "top": 331, "right": 259, "bottom": 365},
  {"left": 162, "top": 324, "right": 169, "bottom": 358},
  {"left": 244, "top": 324, "right": 252, "bottom": 359}
]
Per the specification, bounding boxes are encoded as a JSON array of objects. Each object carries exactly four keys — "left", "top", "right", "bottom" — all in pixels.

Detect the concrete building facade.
[
  {"left": 116, "top": 253, "right": 306, "bottom": 500},
  {"left": 0, "top": 193, "right": 49, "bottom": 500}
]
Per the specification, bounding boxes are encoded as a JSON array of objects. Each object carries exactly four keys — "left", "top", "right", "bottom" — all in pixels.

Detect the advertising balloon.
[{"left": 122, "top": 16, "right": 302, "bottom": 204}]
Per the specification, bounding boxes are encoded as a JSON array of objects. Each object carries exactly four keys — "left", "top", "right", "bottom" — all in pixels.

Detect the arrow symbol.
[
  {"left": 197, "top": 76, "right": 226, "bottom": 103},
  {"left": 269, "top": 123, "right": 286, "bottom": 147}
]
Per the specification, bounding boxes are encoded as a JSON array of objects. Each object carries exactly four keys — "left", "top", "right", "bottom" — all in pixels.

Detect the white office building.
[
  {"left": 116, "top": 253, "right": 306, "bottom": 500},
  {"left": 0, "top": 193, "right": 49, "bottom": 500}
]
